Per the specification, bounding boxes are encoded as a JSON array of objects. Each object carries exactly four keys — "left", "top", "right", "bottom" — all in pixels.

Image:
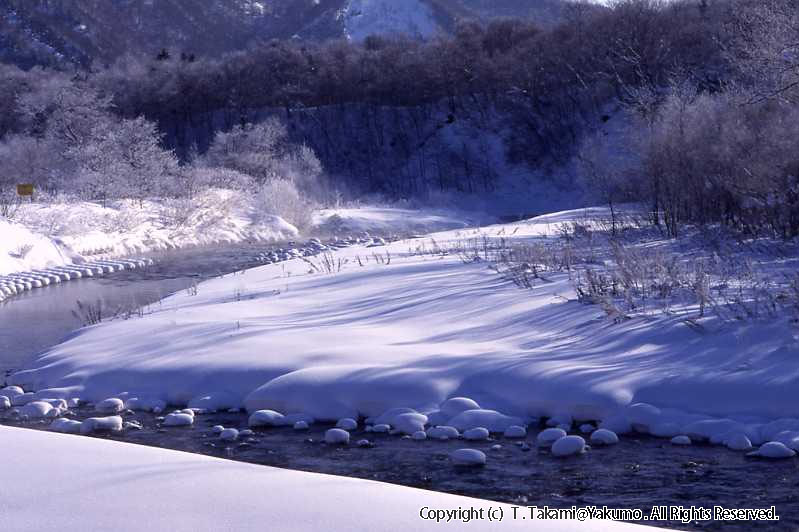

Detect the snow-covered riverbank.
[{"left": 6, "top": 208, "right": 799, "bottom": 457}]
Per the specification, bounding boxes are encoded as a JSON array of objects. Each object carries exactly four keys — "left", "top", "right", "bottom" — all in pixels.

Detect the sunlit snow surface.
[{"left": 8, "top": 207, "right": 799, "bottom": 452}]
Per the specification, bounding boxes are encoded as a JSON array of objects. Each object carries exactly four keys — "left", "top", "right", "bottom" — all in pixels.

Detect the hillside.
[{"left": 0, "top": 0, "right": 566, "bottom": 67}]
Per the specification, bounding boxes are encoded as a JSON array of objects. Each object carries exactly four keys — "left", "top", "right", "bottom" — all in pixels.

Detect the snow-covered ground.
[
  {"left": 7, "top": 207, "right": 799, "bottom": 456},
  {"left": 340, "top": 0, "right": 440, "bottom": 41},
  {"left": 1, "top": 189, "right": 297, "bottom": 276},
  {"left": 1, "top": 425, "right": 650, "bottom": 532}
]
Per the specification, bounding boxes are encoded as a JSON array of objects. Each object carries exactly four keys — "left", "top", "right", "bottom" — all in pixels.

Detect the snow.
[
  {"left": 0, "top": 396, "right": 9, "bottom": 410},
  {"left": 747, "top": 441, "right": 797, "bottom": 459},
  {"left": 387, "top": 412, "right": 427, "bottom": 435},
  {"left": 551, "top": 435, "right": 587, "bottom": 457},
  {"left": 0, "top": 190, "right": 298, "bottom": 302},
  {"left": 0, "top": 425, "right": 650, "bottom": 532},
  {"left": 336, "top": 417, "right": 358, "bottom": 430},
  {"left": 163, "top": 412, "right": 194, "bottom": 427},
  {"left": 449, "top": 448, "right": 486, "bottom": 466},
  {"left": 313, "top": 206, "right": 477, "bottom": 237},
  {"left": 411, "top": 430, "right": 427, "bottom": 440},
  {"left": 590, "top": 429, "right": 619, "bottom": 446},
  {"left": 725, "top": 433, "right": 753, "bottom": 451},
  {"left": 248, "top": 409, "right": 287, "bottom": 428},
  {"left": 49, "top": 418, "right": 82, "bottom": 433},
  {"left": 670, "top": 435, "right": 692, "bottom": 446},
  {"left": 19, "top": 400, "right": 57, "bottom": 419},
  {"left": 503, "top": 425, "right": 527, "bottom": 439},
  {"left": 219, "top": 428, "right": 239, "bottom": 441},
  {"left": 324, "top": 428, "right": 350, "bottom": 444},
  {"left": 293, "top": 420, "right": 309, "bottom": 430},
  {"left": 96, "top": 397, "right": 124, "bottom": 414},
  {"left": 439, "top": 397, "right": 481, "bottom": 418},
  {"left": 448, "top": 409, "right": 524, "bottom": 433},
  {"left": 463, "top": 427, "right": 490, "bottom": 441},
  {"left": 80, "top": 415, "right": 123, "bottom": 434},
  {"left": 426, "top": 426, "right": 460, "bottom": 441},
  {"left": 8, "top": 206, "right": 799, "bottom": 458},
  {"left": 212, "top": 425, "right": 225, "bottom": 434},
  {"left": 537, "top": 428, "right": 568, "bottom": 447},
  {"left": 340, "top": 0, "right": 440, "bottom": 42}
]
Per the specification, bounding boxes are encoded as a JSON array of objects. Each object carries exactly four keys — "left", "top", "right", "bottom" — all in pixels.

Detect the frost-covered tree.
[{"left": 203, "top": 119, "right": 289, "bottom": 185}]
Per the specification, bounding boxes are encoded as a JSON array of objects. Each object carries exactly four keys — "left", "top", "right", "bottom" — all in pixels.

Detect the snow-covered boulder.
[
  {"left": 503, "top": 425, "right": 527, "bottom": 439},
  {"left": 649, "top": 422, "right": 681, "bottom": 438},
  {"left": 412, "top": 431, "right": 427, "bottom": 441},
  {"left": 440, "top": 397, "right": 480, "bottom": 418},
  {"left": 0, "top": 386, "right": 24, "bottom": 400},
  {"left": 12, "top": 392, "right": 36, "bottom": 406},
  {"left": 248, "top": 410, "right": 287, "bottom": 428},
  {"left": 212, "top": 425, "right": 225, "bottom": 434},
  {"left": 725, "top": 433, "right": 753, "bottom": 451},
  {"left": 463, "top": 427, "right": 490, "bottom": 441},
  {"left": 284, "top": 413, "right": 315, "bottom": 426},
  {"left": 336, "top": 418, "right": 358, "bottom": 431},
  {"left": 670, "top": 435, "right": 692, "bottom": 445},
  {"left": 80, "top": 416, "right": 123, "bottom": 434},
  {"left": 551, "top": 435, "right": 586, "bottom": 457},
  {"left": 163, "top": 412, "right": 194, "bottom": 427},
  {"left": 19, "top": 401, "right": 56, "bottom": 419},
  {"left": 220, "top": 428, "right": 239, "bottom": 442},
  {"left": 0, "top": 396, "right": 11, "bottom": 410},
  {"left": 773, "top": 430, "right": 799, "bottom": 451},
  {"left": 447, "top": 409, "right": 523, "bottom": 433},
  {"left": 747, "top": 442, "right": 796, "bottom": 459},
  {"left": 425, "top": 410, "right": 450, "bottom": 426},
  {"left": 125, "top": 397, "right": 166, "bottom": 413},
  {"left": 96, "top": 398, "right": 124, "bottom": 414},
  {"left": 50, "top": 418, "right": 82, "bottom": 434},
  {"left": 371, "top": 424, "right": 391, "bottom": 433},
  {"left": 325, "top": 428, "right": 350, "bottom": 445},
  {"left": 426, "top": 426, "right": 460, "bottom": 441},
  {"left": 536, "top": 428, "right": 567, "bottom": 447},
  {"left": 590, "top": 429, "right": 619, "bottom": 445},
  {"left": 391, "top": 413, "right": 427, "bottom": 435},
  {"left": 293, "top": 421, "right": 309, "bottom": 430},
  {"left": 449, "top": 449, "right": 486, "bottom": 467}
]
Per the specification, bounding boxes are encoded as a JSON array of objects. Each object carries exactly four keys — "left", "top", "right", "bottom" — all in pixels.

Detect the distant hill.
[{"left": 0, "top": 0, "right": 567, "bottom": 68}]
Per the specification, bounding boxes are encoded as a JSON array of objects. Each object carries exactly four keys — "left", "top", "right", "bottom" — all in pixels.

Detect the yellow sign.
[{"left": 17, "top": 184, "right": 34, "bottom": 196}]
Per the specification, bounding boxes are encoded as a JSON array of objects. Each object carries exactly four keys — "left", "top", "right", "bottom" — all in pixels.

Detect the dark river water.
[{"left": 2, "top": 244, "right": 798, "bottom": 531}]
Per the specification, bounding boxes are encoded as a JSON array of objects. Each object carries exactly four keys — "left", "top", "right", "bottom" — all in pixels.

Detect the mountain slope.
[{"left": 0, "top": 0, "right": 567, "bottom": 67}]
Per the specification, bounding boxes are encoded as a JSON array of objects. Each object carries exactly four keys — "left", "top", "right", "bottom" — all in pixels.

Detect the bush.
[{"left": 256, "top": 179, "right": 315, "bottom": 232}]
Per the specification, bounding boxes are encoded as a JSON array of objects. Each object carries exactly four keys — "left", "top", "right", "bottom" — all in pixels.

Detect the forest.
[{"left": 1, "top": 0, "right": 797, "bottom": 237}]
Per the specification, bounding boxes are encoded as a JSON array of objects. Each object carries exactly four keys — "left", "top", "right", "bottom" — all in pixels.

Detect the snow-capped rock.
[
  {"left": 325, "top": 428, "right": 350, "bottom": 445},
  {"left": 439, "top": 397, "right": 480, "bottom": 418},
  {"left": 551, "top": 435, "right": 586, "bottom": 457},
  {"left": 0, "top": 396, "right": 11, "bottom": 410},
  {"left": 80, "top": 416, "right": 123, "bottom": 434},
  {"left": 426, "top": 426, "right": 459, "bottom": 441},
  {"left": 336, "top": 418, "right": 358, "bottom": 431},
  {"left": 463, "top": 427, "right": 490, "bottom": 441},
  {"left": 747, "top": 442, "right": 796, "bottom": 459},
  {"left": 50, "top": 418, "right": 82, "bottom": 434},
  {"left": 590, "top": 429, "right": 619, "bottom": 446},
  {"left": 447, "top": 409, "right": 523, "bottom": 433},
  {"left": 670, "top": 435, "right": 692, "bottom": 445},
  {"left": 449, "top": 449, "right": 486, "bottom": 466},
  {"left": 248, "top": 410, "right": 286, "bottom": 428},
  {"left": 725, "top": 433, "right": 753, "bottom": 451},
  {"left": 503, "top": 425, "right": 527, "bottom": 439},
  {"left": 212, "top": 425, "right": 225, "bottom": 434},
  {"left": 20, "top": 401, "right": 56, "bottom": 419},
  {"left": 96, "top": 398, "right": 124, "bottom": 414},
  {"left": 536, "top": 428, "right": 567, "bottom": 447},
  {"left": 220, "top": 428, "right": 239, "bottom": 442},
  {"left": 371, "top": 424, "right": 391, "bottom": 433},
  {"left": 293, "top": 421, "right": 309, "bottom": 430},
  {"left": 411, "top": 431, "right": 427, "bottom": 441},
  {"left": 163, "top": 412, "right": 194, "bottom": 427}
]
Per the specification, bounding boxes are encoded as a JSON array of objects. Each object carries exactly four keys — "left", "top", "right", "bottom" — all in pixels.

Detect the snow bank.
[
  {"left": 9, "top": 207, "right": 799, "bottom": 457},
  {"left": 0, "top": 425, "right": 651, "bottom": 531},
  {"left": 0, "top": 218, "right": 72, "bottom": 276}
]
